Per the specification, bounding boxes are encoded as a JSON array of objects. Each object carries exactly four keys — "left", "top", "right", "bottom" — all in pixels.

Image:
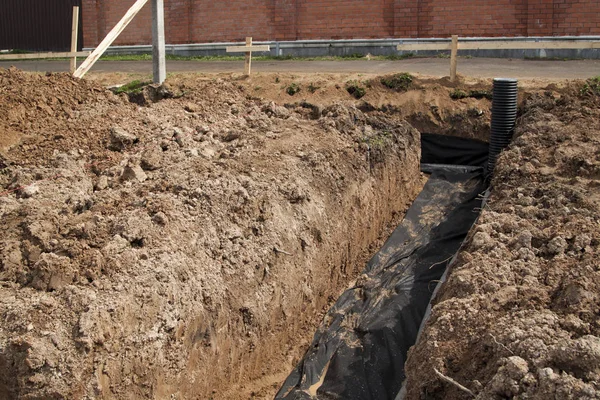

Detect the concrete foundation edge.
[{"left": 85, "top": 36, "right": 600, "bottom": 60}]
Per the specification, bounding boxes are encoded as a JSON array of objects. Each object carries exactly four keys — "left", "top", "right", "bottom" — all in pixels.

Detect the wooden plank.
[
  {"left": 225, "top": 45, "right": 270, "bottom": 53},
  {"left": 450, "top": 35, "right": 458, "bottom": 82},
  {"left": 0, "top": 51, "right": 90, "bottom": 60},
  {"left": 245, "top": 37, "right": 252, "bottom": 75},
  {"left": 70, "top": 6, "right": 80, "bottom": 74},
  {"left": 397, "top": 40, "right": 600, "bottom": 52},
  {"left": 396, "top": 43, "right": 451, "bottom": 51},
  {"left": 74, "top": 0, "right": 149, "bottom": 78},
  {"left": 458, "top": 40, "right": 600, "bottom": 50}
]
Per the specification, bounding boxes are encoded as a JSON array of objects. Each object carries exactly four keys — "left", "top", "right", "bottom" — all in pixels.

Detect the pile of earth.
[
  {"left": 0, "top": 68, "right": 424, "bottom": 399},
  {"left": 404, "top": 85, "right": 600, "bottom": 399}
]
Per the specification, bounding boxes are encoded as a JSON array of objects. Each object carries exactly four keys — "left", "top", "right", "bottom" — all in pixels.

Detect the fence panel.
[{"left": 0, "top": 0, "right": 83, "bottom": 52}]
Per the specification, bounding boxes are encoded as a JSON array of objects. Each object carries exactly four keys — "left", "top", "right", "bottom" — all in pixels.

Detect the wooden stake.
[
  {"left": 225, "top": 38, "right": 269, "bottom": 75},
  {"left": 74, "top": 0, "right": 149, "bottom": 78},
  {"left": 70, "top": 6, "right": 80, "bottom": 74},
  {"left": 245, "top": 37, "right": 252, "bottom": 76},
  {"left": 450, "top": 35, "right": 458, "bottom": 82}
]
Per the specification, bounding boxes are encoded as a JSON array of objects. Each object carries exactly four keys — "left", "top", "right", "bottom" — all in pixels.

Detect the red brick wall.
[
  {"left": 82, "top": 0, "right": 600, "bottom": 47},
  {"left": 394, "top": 0, "right": 529, "bottom": 37},
  {"left": 296, "top": 0, "right": 395, "bottom": 40}
]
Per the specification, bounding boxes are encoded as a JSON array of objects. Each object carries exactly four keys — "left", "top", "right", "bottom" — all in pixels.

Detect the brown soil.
[
  {"left": 2, "top": 66, "right": 597, "bottom": 400},
  {"left": 0, "top": 68, "right": 439, "bottom": 400},
  {"left": 404, "top": 87, "right": 600, "bottom": 398}
]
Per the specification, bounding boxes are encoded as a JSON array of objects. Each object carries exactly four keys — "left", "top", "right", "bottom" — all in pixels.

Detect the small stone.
[
  {"left": 514, "top": 230, "right": 533, "bottom": 249},
  {"left": 547, "top": 236, "right": 567, "bottom": 255},
  {"left": 121, "top": 164, "right": 147, "bottom": 183},
  {"left": 196, "top": 125, "right": 210, "bottom": 134},
  {"left": 222, "top": 131, "right": 241, "bottom": 142},
  {"left": 471, "top": 231, "right": 491, "bottom": 250},
  {"left": 200, "top": 146, "right": 216, "bottom": 159},
  {"left": 263, "top": 101, "right": 290, "bottom": 119},
  {"left": 20, "top": 184, "right": 39, "bottom": 198},
  {"left": 95, "top": 176, "right": 108, "bottom": 191},
  {"left": 538, "top": 367, "right": 556, "bottom": 381},
  {"left": 573, "top": 234, "right": 591, "bottom": 252},
  {"left": 184, "top": 102, "right": 199, "bottom": 113},
  {"left": 173, "top": 127, "right": 185, "bottom": 147},
  {"left": 141, "top": 147, "right": 162, "bottom": 171},
  {"left": 504, "top": 356, "right": 529, "bottom": 380},
  {"left": 109, "top": 127, "right": 137, "bottom": 151},
  {"left": 152, "top": 212, "right": 168, "bottom": 225},
  {"left": 186, "top": 148, "right": 199, "bottom": 157},
  {"left": 27, "top": 323, "right": 34, "bottom": 331}
]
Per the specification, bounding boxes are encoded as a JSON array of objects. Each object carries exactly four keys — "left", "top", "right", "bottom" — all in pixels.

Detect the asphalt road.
[{"left": 1, "top": 58, "right": 599, "bottom": 79}]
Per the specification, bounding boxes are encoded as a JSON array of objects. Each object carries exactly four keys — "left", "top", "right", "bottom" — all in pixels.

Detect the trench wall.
[{"left": 82, "top": 0, "right": 600, "bottom": 47}]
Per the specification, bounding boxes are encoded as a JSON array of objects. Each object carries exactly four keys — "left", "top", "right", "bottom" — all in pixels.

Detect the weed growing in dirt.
[
  {"left": 580, "top": 76, "right": 600, "bottom": 96},
  {"left": 450, "top": 89, "right": 468, "bottom": 99},
  {"left": 363, "top": 131, "right": 392, "bottom": 148},
  {"left": 346, "top": 81, "right": 367, "bottom": 99},
  {"left": 381, "top": 73, "right": 413, "bottom": 92},
  {"left": 286, "top": 83, "right": 301, "bottom": 96},
  {"left": 450, "top": 88, "right": 492, "bottom": 100},
  {"left": 112, "top": 80, "right": 151, "bottom": 95},
  {"left": 469, "top": 89, "right": 492, "bottom": 99},
  {"left": 308, "top": 83, "right": 321, "bottom": 93}
]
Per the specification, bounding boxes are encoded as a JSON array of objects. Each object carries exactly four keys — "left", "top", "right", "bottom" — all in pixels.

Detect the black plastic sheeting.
[
  {"left": 276, "top": 135, "right": 488, "bottom": 400},
  {"left": 421, "top": 133, "right": 488, "bottom": 167}
]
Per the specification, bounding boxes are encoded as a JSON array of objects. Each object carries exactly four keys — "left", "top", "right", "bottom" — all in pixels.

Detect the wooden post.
[
  {"left": 225, "top": 39, "right": 269, "bottom": 75},
  {"left": 245, "top": 37, "right": 252, "bottom": 76},
  {"left": 70, "top": 6, "right": 80, "bottom": 74},
  {"left": 74, "top": 0, "right": 149, "bottom": 78},
  {"left": 450, "top": 35, "right": 458, "bottom": 82},
  {"left": 152, "top": 0, "right": 166, "bottom": 84}
]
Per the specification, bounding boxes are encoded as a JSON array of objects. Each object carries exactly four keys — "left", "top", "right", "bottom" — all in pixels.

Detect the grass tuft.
[{"left": 381, "top": 73, "right": 413, "bottom": 92}]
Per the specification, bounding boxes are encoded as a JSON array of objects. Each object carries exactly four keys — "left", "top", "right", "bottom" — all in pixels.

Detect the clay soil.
[
  {"left": 0, "top": 67, "right": 598, "bottom": 400},
  {"left": 404, "top": 88, "right": 600, "bottom": 398}
]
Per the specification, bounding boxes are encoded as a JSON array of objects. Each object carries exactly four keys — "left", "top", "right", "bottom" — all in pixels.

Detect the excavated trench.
[
  {"left": 275, "top": 79, "right": 518, "bottom": 400},
  {"left": 276, "top": 133, "right": 490, "bottom": 400},
  {"left": 0, "top": 70, "right": 504, "bottom": 400}
]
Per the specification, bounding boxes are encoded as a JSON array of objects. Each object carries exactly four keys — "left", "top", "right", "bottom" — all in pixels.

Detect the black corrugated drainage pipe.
[{"left": 487, "top": 78, "right": 518, "bottom": 179}]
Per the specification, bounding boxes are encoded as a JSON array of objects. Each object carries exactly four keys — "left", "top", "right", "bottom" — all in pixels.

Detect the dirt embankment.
[
  {"left": 404, "top": 88, "right": 600, "bottom": 398},
  {"left": 0, "top": 68, "right": 429, "bottom": 399}
]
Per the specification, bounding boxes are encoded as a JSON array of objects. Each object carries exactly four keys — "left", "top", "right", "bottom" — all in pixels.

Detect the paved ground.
[{"left": 1, "top": 58, "right": 599, "bottom": 79}]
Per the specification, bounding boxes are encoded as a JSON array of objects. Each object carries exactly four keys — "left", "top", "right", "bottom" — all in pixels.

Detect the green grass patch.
[
  {"left": 381, "top": 73, "right": 413, "bottom": 92},
  {"left": 362, "top": 131, "right": 392, "bottom": 148},
  {"left": 112, "top": 80, "right": 151, "bottom": 95},
  {"left": 286, "top": 82, "right": 301, "bottom": 96},
  {"left": 580, "top": 76, "right": 600, "bottom": 96},
  {"left": 308, "top": 82, "right": 320, "bottom": 93},
  {"left": 450, "top": 88, "right": 492, "bottom": 100},
  {"left": 346, "top": 80, "right": 367, "bottom": 99}
]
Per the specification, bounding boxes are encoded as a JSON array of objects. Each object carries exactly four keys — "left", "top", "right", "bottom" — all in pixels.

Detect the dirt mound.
[
  {"left": 403, "top": 89, "right": 600, "bottom": 398},
  {"left": 0, "top": 69, "right": 422, "bottom": 399}
]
